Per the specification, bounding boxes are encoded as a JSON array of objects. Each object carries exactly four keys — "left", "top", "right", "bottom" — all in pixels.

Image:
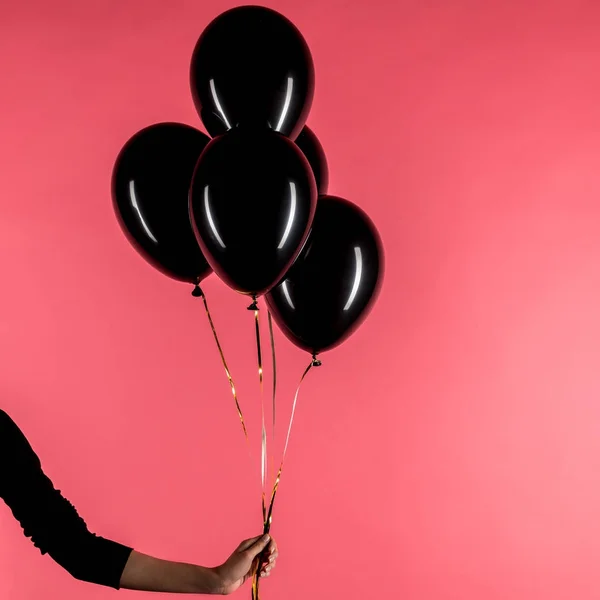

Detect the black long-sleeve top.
[{"left": 0, "top": 409, "right": 133, "bottom": 589}]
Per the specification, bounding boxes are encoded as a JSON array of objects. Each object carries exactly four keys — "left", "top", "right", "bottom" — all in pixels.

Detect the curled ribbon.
[
  {"left": 194, "top": 287, "right": 319, "bottom": 599},
  {"left": 250, "top": 298, "right": 268, "bottom": 526},
  {"left": 193, "top": 284, "right": 249, "bottom": 442},
  {"left": 251, "top": 348, "right": 321, "bottom": 600},
  {"left": 268, "top": 311, "right": 277, "bottom": 445}
]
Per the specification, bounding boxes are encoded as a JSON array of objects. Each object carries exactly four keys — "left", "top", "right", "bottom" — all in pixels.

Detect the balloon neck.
[
  {"left": 247, "top": 296, "right": 259, "bottom": 311},
  {"left": 192, "top": 284, "right": 204, "bottom": 298},
  {"left": 311, "top": 354, "right": 322, "bottom": 367}
]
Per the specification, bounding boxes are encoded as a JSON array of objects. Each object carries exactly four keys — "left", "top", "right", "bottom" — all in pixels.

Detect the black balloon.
[
  {"left": 112, "top": 123, "right": 212, "bottom": 284},
  {"left": 295, "top": 126, "right": 329, "bottom": 195},
  {"left": 266, "top": 196, "right": 384, "bottom": 355},
  {"left": 189, "top": 128, "right": 317, "bottom": 296},
  {"left": 190, "top": 6, "right": 314, "bottom": 140}
]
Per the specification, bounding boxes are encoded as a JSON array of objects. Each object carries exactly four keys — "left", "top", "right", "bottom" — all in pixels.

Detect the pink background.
[{"left": 2, "top": 1, "right": 600, "bottom": 599}]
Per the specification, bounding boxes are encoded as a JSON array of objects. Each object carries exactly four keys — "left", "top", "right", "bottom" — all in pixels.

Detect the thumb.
[
  {"left": 244, "top": 534, "right": 271, "bottom": 558},
  {"left": 236, "top": 536, "right": 263, "bottom": 553}
]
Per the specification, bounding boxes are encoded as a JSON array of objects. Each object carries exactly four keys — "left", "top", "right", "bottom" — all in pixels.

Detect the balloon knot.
[
  {"left": 192, "top": 285, "right": 204, "bottom": 298},
  {"left": 247, "top": 297, "right": 259, "bottom": 311},
  {"left": 312, "top": 355, "right": 322, "bottom": 367}
]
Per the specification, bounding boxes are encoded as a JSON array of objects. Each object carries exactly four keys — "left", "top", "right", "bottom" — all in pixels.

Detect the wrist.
[{"left": 192, "top": 565, "right": 226, "bottom": 595}]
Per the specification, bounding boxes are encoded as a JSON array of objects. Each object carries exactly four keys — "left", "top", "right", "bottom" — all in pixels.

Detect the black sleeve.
[{"left": 0, "top": 409, "right": 133, "bottom": 589}]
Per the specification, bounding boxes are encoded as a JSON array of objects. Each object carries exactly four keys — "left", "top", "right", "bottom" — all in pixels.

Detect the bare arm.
[
  {"left": 120, "top": 536, "right": 277, "bottom": 595},
  {"left": 120, "top": 551, "right": 221, "bottom": 593}
]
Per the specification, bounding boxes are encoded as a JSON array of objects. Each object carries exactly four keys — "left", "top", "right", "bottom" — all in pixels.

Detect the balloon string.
[
  {"left": 268, "top": 312, "right": 277, "bottom": 445},
  {"left": 267, "top": 311, "right": 277, "bottom": 488},
  {"left": 251, "top": 354, "right": 321, "bottom": 600},
  {"left": 264, "top": 354, "right": 321, "bottom": 531},
  {"left": 249, "top": 297, "right": 267, "bottom": 526},
  {"left": 193, "top": 285, "right": 249, "bottom": 442}
]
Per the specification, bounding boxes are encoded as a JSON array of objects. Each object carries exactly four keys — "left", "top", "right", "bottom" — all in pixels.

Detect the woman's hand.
[{"left": 213, "top": 534, "right": 278, "bottom": 595}]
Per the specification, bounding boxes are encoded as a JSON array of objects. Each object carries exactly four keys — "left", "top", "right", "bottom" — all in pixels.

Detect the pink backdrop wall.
[{"left": 2, "top": 1, "right": 600, "bottom": 598}]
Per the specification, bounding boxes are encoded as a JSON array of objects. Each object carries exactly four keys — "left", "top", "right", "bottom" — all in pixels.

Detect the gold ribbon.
[
  {"left": 256, "top": 303, "right": 268, "bottom": 525},
  {"left": 194, "top": 286, "right": 319, "bottom": 599},
  {"left": 248, "top": 296, "right": 268, "bottom": 526},
  {"left": 193, "top": 285, "right": 249, "bottom": 442},
  {"left": 251, "top": 352, "right": 321, "bottom": 600},
  {"left": 268, "top": 311, "right": 277, "bottom": 444}
]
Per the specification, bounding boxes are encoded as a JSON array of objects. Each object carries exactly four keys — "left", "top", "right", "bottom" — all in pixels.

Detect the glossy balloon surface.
[
  {"left": 189, "top": 128, "right": 317, "bottom": 296},
  {"left": 190, "top": 6, "right": 314, "bottom": 140},
  {"left": 112, "top": 123, "right": 212, "bottom": 284},
  {"left": 295, "top": 126, "right": 329, "bottom": 195},
  {"left": 266, "top": 196, "right": 384, "bottom": 354}
]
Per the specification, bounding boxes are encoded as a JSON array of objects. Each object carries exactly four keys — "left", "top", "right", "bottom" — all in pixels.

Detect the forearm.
[{"left": 120, "top": 550, "right": 224, "bottom": 595}]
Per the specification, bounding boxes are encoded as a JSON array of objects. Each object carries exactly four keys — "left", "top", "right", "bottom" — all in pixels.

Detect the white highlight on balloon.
[
  {"left": 278, "top": 181, "right": 297, "bottom": 250},
  {"left": 344, "top": 246, "right": 363, "bottom": 311},
  {"left": 129, "top": 180, "right": 158, "bottom": 243},
  {"left": 281, "top": 280, "right": 295, "bottom": 309},
  {"left": 204, "top": 185, "right": 226, "bottom": 248},
  {"left": 275, "top": 77, "right": 294, "bottom": 133},
  {"left": 209, "top": 79, "right": 232, "bottom": 130}
]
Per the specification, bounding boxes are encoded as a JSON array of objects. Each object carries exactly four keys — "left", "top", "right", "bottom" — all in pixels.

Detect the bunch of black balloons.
[{"left": 112, "top": 6, "right": 384, "bottom": 357}]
